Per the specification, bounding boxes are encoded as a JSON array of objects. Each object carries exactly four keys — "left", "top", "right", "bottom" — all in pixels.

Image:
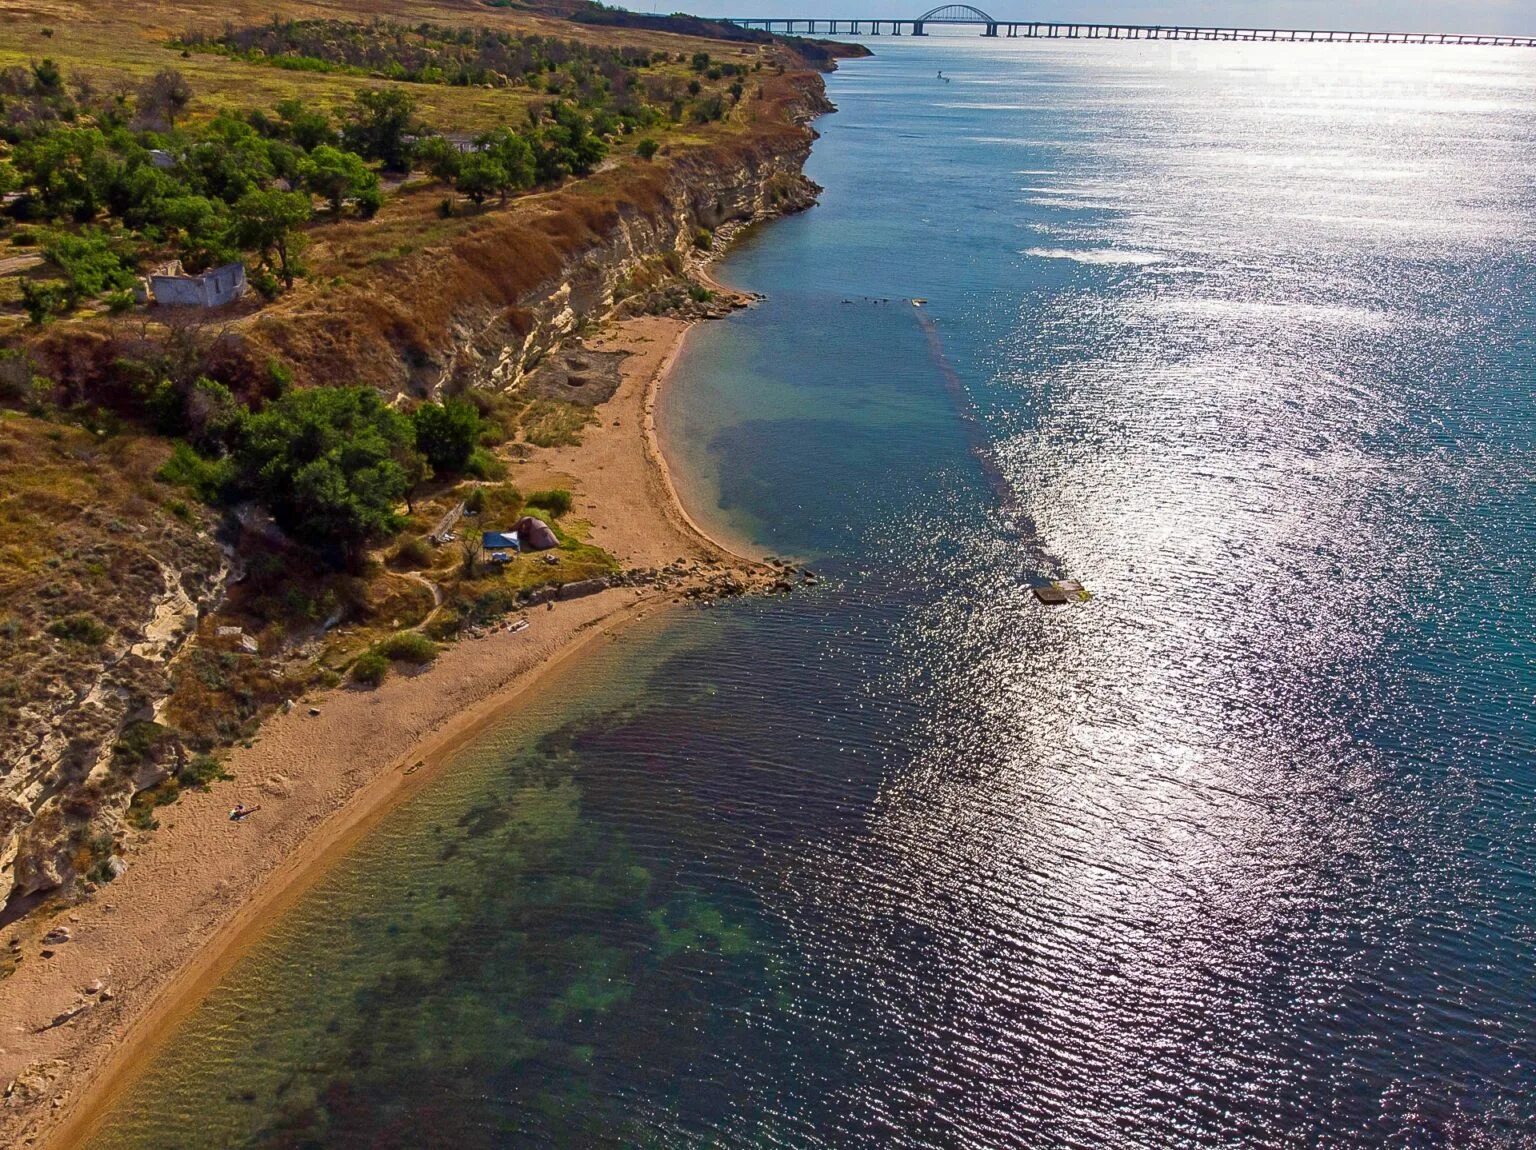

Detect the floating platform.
[{"left": 1032, "top": 579, "right": 1091, "bottom": 605}]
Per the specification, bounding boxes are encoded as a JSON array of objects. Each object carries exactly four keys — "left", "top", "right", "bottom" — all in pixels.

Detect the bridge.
[{"left": 725, "top": 4, "right": 1536, "bottom": 46}]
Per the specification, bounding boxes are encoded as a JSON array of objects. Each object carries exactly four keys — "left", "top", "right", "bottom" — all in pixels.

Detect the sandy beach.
[{"left": 0, "top": 309, "right": 762, "bottom": 1148}]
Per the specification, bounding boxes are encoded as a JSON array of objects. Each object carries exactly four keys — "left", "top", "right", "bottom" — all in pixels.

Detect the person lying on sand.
[{"left": 229, "top": 804, "right": 261, "bottom": 821}]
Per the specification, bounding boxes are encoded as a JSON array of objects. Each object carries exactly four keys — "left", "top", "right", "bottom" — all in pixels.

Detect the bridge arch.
[
  {"left": 916, "top": 4, "right": 998, "bottom": 23},
  {"left": 914, "top": 5, "right": 999, "bottom": 35}
]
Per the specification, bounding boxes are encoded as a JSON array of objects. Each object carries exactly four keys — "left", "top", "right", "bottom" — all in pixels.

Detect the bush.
[
  {"left": 413, "top": 398, "right": 482, "bottom": 473},
  {"left": 20, "top": 279, "right": 67, "bottom": 325},
  {"left": 48, "top": 613, "right": 111, "bottom": 644},
  {"left": 465, "top": 447, "right": 507, "bottom": 480},
  {"left": 157, "top": 441, "right": 234, "bottom": 502},
  {"left": 42, "top": 228, "right": 138, "bottom": 302},
  {"left": 178, "top": 754, "right": 229, "bottom": 790},
  {"left": 525, "top": 488, "right": 572, "bottom": 518},
  {"left": 425, "top": 610, "right": 462, "bottom": 641},
  {"left": 391, "top": 535, "right": 433, "bottom": 569},
  {"left": 693, "top": 228, "right": 713, "bottom": 251},
  {"left": 350, "top": 650, "right": 389, "bottom": 687},
  {"left": 375, "top": 631, "right": 437, "bottom": 664},
  {"left": 636, "top": 137, "right": 660, "bottom": 161}
]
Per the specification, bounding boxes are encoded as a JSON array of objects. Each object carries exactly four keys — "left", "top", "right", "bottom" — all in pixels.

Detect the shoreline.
[{"left": 0, "top": 308, "right": 759, "bottom": 1149}]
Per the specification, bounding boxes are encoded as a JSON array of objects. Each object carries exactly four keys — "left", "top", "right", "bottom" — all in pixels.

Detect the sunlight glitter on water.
[{"left": 91, "top": 36, "right": 1536, "bottom": 1150}]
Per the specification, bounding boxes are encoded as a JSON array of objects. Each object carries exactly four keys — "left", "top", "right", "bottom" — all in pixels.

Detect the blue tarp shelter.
[{"left": 482, "top": 531, "right": 520, "bottom": 552}]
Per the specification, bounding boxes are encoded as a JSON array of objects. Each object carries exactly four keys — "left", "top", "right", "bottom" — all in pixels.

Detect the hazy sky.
[{"left": 622, "top": 3, "right": 1531, "bottom": 36}]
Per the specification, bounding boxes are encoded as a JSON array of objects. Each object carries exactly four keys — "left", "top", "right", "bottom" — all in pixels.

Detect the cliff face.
[
  {"left": 243, "top": 70, "right": 834, "bottom": 400},
  {"left": 0, "top": 422, "right": 229, "bottom": 911}
]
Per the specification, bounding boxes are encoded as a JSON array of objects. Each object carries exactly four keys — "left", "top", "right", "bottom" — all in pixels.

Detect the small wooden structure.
[{"left": 1032, "top": 579, "right": 1091, "bottom": 606}]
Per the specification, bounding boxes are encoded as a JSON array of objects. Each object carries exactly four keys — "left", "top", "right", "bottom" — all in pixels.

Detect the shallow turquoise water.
[{"left": 95, "top": 37, "right": 1536, "bottom": 1148}]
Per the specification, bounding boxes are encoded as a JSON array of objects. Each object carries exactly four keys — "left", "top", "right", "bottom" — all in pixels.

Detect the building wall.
[{"left": 151, "top": 263, "right": 247, "bottom": 307}]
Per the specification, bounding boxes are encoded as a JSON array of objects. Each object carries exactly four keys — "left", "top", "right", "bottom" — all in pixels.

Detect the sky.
[{"left": 617, "top": 3, "right": 1532, "bottom": 36}]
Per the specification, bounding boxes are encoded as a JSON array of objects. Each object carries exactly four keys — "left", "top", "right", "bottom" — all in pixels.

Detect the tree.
[
  {"left": 156, "top": 194, "right": 235, "bottom": 271},
  {"left": 474, "top": 127, "right": 535, "bottom": 201},
  {"left": 533, "top": 102, "right": 607, "bottom": 184},
  {"left": 232, "top": 386, "right": 414, "bottom": 565},
  {"left": 232, "top": 189, "right": 311, "bottom": 287},
  {"left": 636, "top": 137, "right": 659, "bottom": 161},
  {"left": 454, "top": 152, "right": 505, "bottom": 206},
  {"left": 41, "top": 227, "right": 137, "bottom": 304},
  {"left": 299, "top": 145, "right": 378, "bottom": 215},
  {"left": 414, "top": 135, "right": 461, "bottom": 185},
  {"left": 13, "top": 126, "right": 118, "bottom": 220},
  {"left": 180, "top": 115, "right": 276, "bottom": 203},
  {"left": 412, "top": 398, "right": 482, "bottom": 473},
  {"left": 136, "top": 68, "right": 192, "bottom": 130},
  {"left": 342, "top": 87, "right": 417, "bottom": 171},
  {"left": 272, "top": 97, "right": 335, "bottom": 150}
]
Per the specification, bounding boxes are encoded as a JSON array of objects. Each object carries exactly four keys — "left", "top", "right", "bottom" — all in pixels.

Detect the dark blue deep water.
[{"left": 95, "top": 37, "right": 1535, "bottom": 1149}]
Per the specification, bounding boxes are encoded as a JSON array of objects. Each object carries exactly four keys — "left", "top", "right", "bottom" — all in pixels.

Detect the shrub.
[
  {"left": 525, "top": 488, "right": 572, "bottom": 518},
  {"left": 465, "top": 447, "right": 506, "bottom": 480},
  {"left": 413, "top": 398, "right": 482, "bottom": 473},
  {"left": 350, "top": 650, "right": 389, "bottom": 686},
  {"left": 20, "top": 279, "right": 68, "bottom": 326},
  {"left": 42, "top": 228, "right": 138, "bottom": 302},
  {"left": 425, "top": 610, "right": 462, "bottom": 641},
  {"left": 636, "top": 137, "right": 660, "bottom": 161},
  {"left": 392, "top": 535, "right": 433, "bottom": 569},
  {"left": 693, "top": 228, "right": 713, "bottom": 251},
  {"left": 48, "top": 613, "right": 111, "bottom": 644},
  {"left": 375, "top": 631, "right": 437, "bottom": 664},
  {"left": 157, "top": 441, "right": 234, "bottom": 502},
  {"left": 178, "top": 754, "right": 229, "bottom": 790}
]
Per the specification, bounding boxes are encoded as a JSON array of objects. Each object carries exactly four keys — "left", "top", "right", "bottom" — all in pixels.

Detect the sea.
[{"left": 90, "top": 34, "right": 1536, "bottom": 1149}]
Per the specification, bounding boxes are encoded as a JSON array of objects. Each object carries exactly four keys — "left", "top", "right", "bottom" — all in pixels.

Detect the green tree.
[
  {"left": 299, "top": 145, "right": 378, "bottom": 215},
  {"left": 412, "top": 398, "right": 482, "bottom": 473},
  {"left": 272, "top": 97, "right": 335, "bottom": 150},
  {"left": 533, "top": 102, "right": 607, "bottom": 184},
  {"left": 342, "top": 87, "right": 417, "bottom": 171},
  {"left": 636, "top": 137, "right": 660, "bottom": 161},
  {"left": 232, "top": 386, "right": 415, "bottom": 564},
  {"left": 414, "top": 135, "right": 462, "bottom": 184},
  {"left": 13, "top": 126, "right": 118, "bottom": 220},
  {"left": 41, "top": 227, "right": 137, "bottom": 304},
  {"left": 232, "top": 189, "right": 310, "bottom": 287},
  {"left": 156, "top": 194, "right": 235, "bottom": 271},
  {"left": 180, "top": 114, "right": 276, "bottom": 203},
  {"left": 454, "top": 152, "right": 505, "bottom": 206},
  {"left": 474, "top": 128, "right": 535, "bottom": 201}
]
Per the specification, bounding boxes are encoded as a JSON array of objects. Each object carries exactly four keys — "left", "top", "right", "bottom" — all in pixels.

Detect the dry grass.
[{"left": 0, "top": 0, "right": 773, "bottom": 136}]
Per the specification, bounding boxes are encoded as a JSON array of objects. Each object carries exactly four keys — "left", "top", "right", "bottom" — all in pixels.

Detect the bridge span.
[{"left": 726, "top": 4, "right": 1536, "bottom": 47}]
